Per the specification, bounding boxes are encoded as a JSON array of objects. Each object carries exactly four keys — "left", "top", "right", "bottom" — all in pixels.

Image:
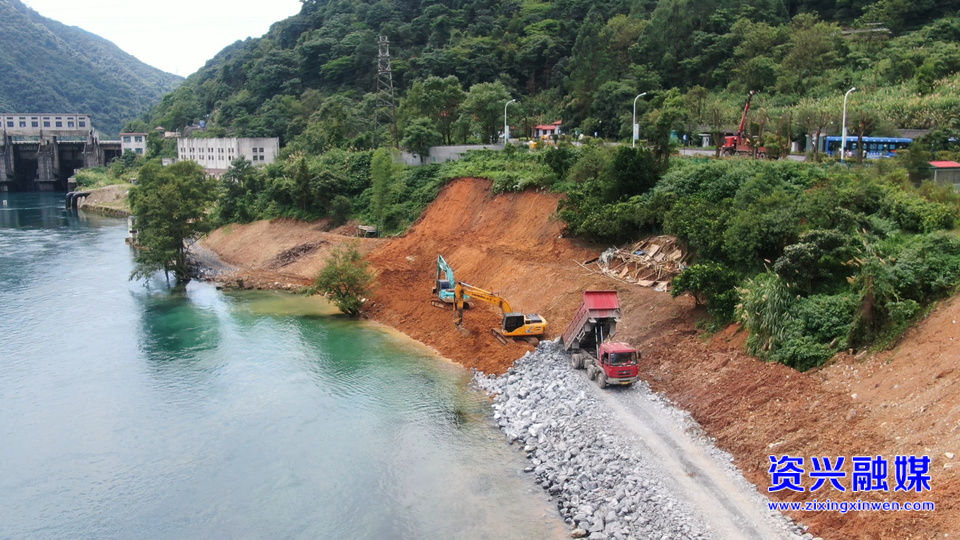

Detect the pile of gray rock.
[{"left": 474, "top": 340, "right": 713, "bottom": 540}]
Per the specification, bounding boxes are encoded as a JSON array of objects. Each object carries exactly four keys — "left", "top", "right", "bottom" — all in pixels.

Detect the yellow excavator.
[{"left": 453, "top": 281, "right": 547, "bottom": 344}]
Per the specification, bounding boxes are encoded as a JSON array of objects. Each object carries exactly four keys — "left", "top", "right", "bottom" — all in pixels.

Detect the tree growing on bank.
[
  {"left": 370, "top": 148, "right": 404, "bottom": 233},
  {"left": 129, "top": 160, "right": 217, "bottom": 283},
  {"left": 311, "top": 243, "right": 376, "bottom": 317}
]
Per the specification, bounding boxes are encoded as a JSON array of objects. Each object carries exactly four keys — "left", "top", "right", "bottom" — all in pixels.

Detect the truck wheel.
[
  {"left": 570, "top": 355, "right": 579, "bottom": 369},
  {"left": 587, "top": 366, "right": 597, "bottom": 380},
  {"left": 597, "top": 373, "right": 607, "bottom": 389}
]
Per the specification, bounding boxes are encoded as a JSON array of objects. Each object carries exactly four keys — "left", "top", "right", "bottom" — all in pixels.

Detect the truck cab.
[
  {"left": 592, "top": 342, "right": 640, "bottom": 388},
  {"left": 562, "top": 291, "right": 641, "bottom": 389}
]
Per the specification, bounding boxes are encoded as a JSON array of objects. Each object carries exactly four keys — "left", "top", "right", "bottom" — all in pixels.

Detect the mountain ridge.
[{"left": 0, "top": 0, "right": 183, "bottom": 136}]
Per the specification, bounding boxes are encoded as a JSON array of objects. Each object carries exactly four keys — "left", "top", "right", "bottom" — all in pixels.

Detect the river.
[{"left": 0, "top": 193, "right": 563, "bottom": 539}]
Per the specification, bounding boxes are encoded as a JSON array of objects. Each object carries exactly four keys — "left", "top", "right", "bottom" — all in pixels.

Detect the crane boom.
[{"left": 737, "top": 90, "right": 757, "bottom": 139}]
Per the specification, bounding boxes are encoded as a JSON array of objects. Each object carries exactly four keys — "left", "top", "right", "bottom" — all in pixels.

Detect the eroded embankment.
[
  {"left": 200, "top": 177, "right": 960, "bottom": 539},
  {"left": 77, "top": 184, "right": 131, "bottom": 216}
]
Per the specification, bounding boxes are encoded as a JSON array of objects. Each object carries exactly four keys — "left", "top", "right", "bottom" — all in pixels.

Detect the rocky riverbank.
[{"left": 474, "top": 340, "right": 807, "bottom": 540}]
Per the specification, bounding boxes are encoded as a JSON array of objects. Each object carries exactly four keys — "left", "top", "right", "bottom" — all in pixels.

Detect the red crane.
[{"left": 722, "top": 91, "right": 766, "bottom": 158}]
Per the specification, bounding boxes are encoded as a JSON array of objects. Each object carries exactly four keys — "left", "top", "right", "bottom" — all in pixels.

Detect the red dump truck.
[{"left": 561, "top": 291, "right": 640, "bottom": 388}]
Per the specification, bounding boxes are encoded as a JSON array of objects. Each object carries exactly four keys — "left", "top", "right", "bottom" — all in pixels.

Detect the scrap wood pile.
[{"left": 579, "top": 235, "right": 689, "bottom": 291}]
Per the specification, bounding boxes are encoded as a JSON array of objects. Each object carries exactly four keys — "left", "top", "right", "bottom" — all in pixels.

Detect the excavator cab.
[
  {"left": 453, "top": 281, "right": 547, "bottom": 342},
  {"left": 503, "top": 313, "right": 525, "bottom": 333}
]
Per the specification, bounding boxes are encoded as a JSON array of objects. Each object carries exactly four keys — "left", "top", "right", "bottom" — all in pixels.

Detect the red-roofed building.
[
  {"left": 534, "top": 120, "right": 562, "bottom": 139},
  {"left": 929, "top": 161, "right": 960, "bottom": 189}
]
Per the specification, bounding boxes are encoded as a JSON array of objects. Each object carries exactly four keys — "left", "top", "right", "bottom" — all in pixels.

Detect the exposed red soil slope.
[{"left": 200, "top": 177, "right": 960, "bottom": 539}]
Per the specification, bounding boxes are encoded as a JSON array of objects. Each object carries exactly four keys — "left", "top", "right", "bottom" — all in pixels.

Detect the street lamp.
[
  {"left": 504, "top": 99, "right": 517, "bottom": 144},
  {"left": 632, "top": 92, "right": 647, "bottom": 148},
  {"left": 841, "top": 87, "right": 856, "bottom": 164}
]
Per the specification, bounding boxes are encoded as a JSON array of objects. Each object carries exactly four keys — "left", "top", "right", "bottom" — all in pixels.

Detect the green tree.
[
  {"left": 401, "top": 117, "right": 442, "bottom": 163},
  {"left": 645, "top": 88, "right": 688, "bottom": 170},
  {"left": 778, "top": 14, "right": 844, "bottom": 95},
  {"left": 460, "top": 82, "right": 512, "bottom": 144},
  {"left": 370, "top": 148, "right": 404, "bottom": 233},
  {"left": 400, "top": 76, "right": 466, "bottom": 144},
  {"left": 311, "top": 243, "right": 376, "bottom": 317},
  {"left": 129, "top": 161, "right": 217, "bottom": 282},
  {"left": 671, "top": 262, "right": 740, "bottom": 322}
]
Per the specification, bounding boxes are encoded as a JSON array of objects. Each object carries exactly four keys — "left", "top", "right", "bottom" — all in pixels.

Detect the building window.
[
  {"left": 6, "top": 121, "right": 12, "bottom": 127},
  {"left": 259, "top": 148, "right": 264, "bottom": 153},
  {"left": 252, "top": 147, "right": 259, "bottom": 153},
  {"left": 135, "top": 148, "right": 143, "bottom": 154},
  {"left": 19, "top": 121, "right": 26, "bottom": 127},
  {"left": 135, "top": 136, "right": 143, "bottom": 142},
  {"left": 55, "top": 121, "right": 62, "bottom": 127},
  {"left": 79, "top": 121, "right": 86, "bottom": 128},
  {"left": 43, "top": 121, "right": 50, "bottom": 127},
  {"left": 123, "top": 136, "right": 131, "bottom": 143},
  {"left": 68, "top": 121, "right": 74, "bottom": 127},
  {"left": 31, "top": 121, "right": 38, "bottom": 127}
]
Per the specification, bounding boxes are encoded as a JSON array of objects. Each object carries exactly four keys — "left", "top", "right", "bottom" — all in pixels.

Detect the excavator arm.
[
  {"left": 454, "top": 282, "right": 512, "bottom": 314},
  {"left": 453, "top": 281, "right": 546, "bottom": 341},
  {"left": 434, "top": 254, "right": 470, "bottom": 306}
]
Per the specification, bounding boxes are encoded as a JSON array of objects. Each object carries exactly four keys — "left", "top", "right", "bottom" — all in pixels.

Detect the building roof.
[
  {"left": 535, "top": 124, "right": 558, "bottom": 131},
  {"left": 120, "top": 132, "right": 147, "bottom": 136},
  {"left": 929, "top": 161, "right": 960, "bottom": 169}
]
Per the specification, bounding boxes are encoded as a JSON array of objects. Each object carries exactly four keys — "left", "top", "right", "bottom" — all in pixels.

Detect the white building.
[
  {"left": 176, "top": 137, "right": 280, "bottom": 175},
  {"left": 120, "top": 133, "right": 147, "bottom": 155},
  {"left": 2, "top": 113, "right": 91, "bottom": 135}
]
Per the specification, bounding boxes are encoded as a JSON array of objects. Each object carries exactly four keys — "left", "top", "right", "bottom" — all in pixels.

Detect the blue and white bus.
[{"left": 824, "top": 136, "right": 912, "bottom": 158}]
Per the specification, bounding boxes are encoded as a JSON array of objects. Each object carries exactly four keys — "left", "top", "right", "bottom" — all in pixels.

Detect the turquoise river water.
[{"left": 0, "top": 193, "right": 564, "bottom": 539}]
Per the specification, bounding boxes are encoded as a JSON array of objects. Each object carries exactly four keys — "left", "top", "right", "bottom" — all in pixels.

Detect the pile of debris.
[{"left": 580, "top": 235, "right": 688, "bottom": 292}]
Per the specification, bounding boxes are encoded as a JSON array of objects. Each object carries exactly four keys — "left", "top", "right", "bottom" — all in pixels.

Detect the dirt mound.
[
  {"left": 363, "top": 178, "right": 613, "bottom": 373},
  {"left": 201, "top": 219, "right": 384, "bottom": 288}
]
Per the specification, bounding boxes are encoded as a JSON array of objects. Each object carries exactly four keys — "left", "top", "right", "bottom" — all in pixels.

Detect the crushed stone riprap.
[{"left": 474, "top": 339, "right": 714, "bottom": 540}]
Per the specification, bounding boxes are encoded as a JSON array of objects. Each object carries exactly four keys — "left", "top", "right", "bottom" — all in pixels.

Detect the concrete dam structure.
[{"left": 0, "top": 114, "right": 121, "bottom": 192}]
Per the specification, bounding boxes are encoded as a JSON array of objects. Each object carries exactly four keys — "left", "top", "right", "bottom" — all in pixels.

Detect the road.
[
  {"left": 678, "top": 148, "right": 807, "bottom": 161},
  {"left": 587, "top": 379, "right": 800, "bottom": 540}
]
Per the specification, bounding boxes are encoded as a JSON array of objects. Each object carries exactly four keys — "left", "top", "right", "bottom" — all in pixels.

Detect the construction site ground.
[{"left": 200, "top": 177, "right": 960, "bottom": 539}]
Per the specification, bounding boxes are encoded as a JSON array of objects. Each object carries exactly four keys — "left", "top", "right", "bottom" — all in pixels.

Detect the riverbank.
[
  {"left": 77, "top": 184, "right": 131, "bottom": 217},
  {"left": 197, "top": 177, "right": 960, "bottom": 539}
]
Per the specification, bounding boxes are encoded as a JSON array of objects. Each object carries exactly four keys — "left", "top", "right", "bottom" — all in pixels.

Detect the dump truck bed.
[{"left": 561, "top": 291, "right": 622, "bottom": 352}]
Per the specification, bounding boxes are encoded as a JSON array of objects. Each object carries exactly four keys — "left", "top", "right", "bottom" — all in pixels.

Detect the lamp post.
[
  {"left": 841, "top": 87, "right": 856, "bottom": 164},
  {"left": 503, "top": 99, "right": 516, "bottom": 144},
  {"left": 632, "top": 92, "right": 647, "bottom": 148}
]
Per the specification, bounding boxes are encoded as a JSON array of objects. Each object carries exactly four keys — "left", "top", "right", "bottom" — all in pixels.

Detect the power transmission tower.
[{"left": 374, "top": 35, "right": 399, "bottom": 148}]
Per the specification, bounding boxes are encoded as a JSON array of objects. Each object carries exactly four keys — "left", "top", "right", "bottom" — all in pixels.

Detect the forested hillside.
[
  {"left": 0, "top": 0, "right": 182, "bottom": 136},
  {"left": 129, "top": 0, "right": 960, "bottom": 371},
  {"left": 146, "top": 0, "right": 960, "bottom": 147}
]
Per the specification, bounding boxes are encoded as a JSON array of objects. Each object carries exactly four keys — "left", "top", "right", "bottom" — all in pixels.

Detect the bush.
[
  {"left": 671, "top": 262, "right": 740, "bottom": 322},
  {"left": 330, "top": 195, "right": 352, "bottom": 226},
  {"left": 310, "top": 243, "right": 376, "bottom": 317}
]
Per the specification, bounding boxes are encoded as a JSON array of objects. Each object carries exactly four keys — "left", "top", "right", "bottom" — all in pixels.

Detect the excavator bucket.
[{"left": 490, "top": 328, "right": 509, "bottom": 346}]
